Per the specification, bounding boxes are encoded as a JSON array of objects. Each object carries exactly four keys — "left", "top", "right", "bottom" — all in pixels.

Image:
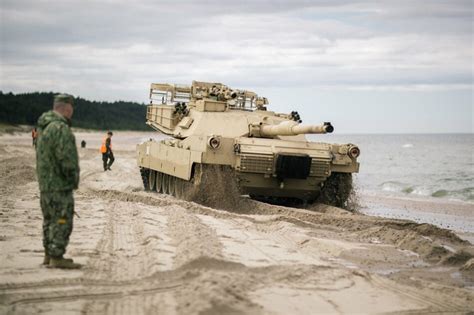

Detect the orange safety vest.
[{"left": 100, "top": 136, "right": 112, "bottom": 153}]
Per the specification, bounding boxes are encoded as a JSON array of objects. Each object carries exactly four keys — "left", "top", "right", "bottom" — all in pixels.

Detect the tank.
[{"left": 137, "top": 81, "right": 360, "bottom": 208}]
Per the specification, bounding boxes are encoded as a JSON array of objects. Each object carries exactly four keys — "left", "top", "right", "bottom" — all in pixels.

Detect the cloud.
[{"left": 1, "top": 0, "right": 472, "bottom": 102}]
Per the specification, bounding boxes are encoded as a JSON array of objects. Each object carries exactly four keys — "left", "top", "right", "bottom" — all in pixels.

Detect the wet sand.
[
  {"left": 0, "top": 131, "right": 473, "bottom": 314},
  {"left": 360, "top": 194, "right": 474, "bottom": 244}
]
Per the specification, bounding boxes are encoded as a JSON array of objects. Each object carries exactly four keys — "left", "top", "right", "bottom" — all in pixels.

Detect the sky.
[{"left": 1, "top": 0, "right": 472, "bottom": 133}]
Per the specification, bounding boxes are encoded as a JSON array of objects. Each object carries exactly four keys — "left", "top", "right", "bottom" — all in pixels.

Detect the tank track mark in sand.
[
  {"left": 368, "top": 271, "right": 470, "bottom": 311},
  {"left": 3, "top": 184, "right": 472, "bottom": 314},
  {"left": 0, "top": 200, "right": 183, "bottom": 311},
  {"left": 83, "top": 187, "right": 472, "bottom": 267},
  {"left": 0, "top": 280, "right": 182, "bottom": 308}
]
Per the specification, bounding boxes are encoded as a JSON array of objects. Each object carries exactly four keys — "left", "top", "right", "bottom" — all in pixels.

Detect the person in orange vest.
[
  {"left": 100, "top": 131, "right": 114, "bottom": 171},
  {"left": 32, "top": 127, "right": 38, "bottom": 147}
]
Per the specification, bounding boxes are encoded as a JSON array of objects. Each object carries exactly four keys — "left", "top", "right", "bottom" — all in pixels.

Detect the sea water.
[{"left": 309, "top": 134, "right": 473, "bottom": 203}]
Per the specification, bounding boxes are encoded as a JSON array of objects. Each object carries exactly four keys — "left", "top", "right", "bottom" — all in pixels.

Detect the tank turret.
[{"left": 137, "top": 81, "right": 360, "bottom": 209}]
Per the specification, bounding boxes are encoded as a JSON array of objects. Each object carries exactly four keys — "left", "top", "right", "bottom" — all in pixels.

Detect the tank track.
[
  {"left": 139, "top": 164, "right": 242, "bottom": 209},
  {"left": 139, "top": 168, "right": 191, "bottom": 198},
  {"left": 249, "top": 172, "right": 354, "bottom": 210},
  {"left": 316, "top": 172, "right": 353, "bottom": 209},
  {"left": 139, "top": 167, "right": 150, "bottom": 191},
  {"left": 139, "top": 167, "right": 354, "bottom": 210}
]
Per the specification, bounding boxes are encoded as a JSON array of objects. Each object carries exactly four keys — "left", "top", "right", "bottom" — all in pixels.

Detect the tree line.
[{"left": 0, "top": 91, "right": 151, "bottom": 131}]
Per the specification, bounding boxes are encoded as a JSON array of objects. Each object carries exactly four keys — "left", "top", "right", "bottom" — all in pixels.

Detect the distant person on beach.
[
  {"left": 31, "top": 127, "right": 38, "bottom": 147},
  {"left": 81, "top": 140, "right": 86, "bottom": 148},
  {"left": 100, "top": 131, "right": 114, "bottom": 171},
  {"left": 36, "top": 94, "right": 81, "bottom": 269}
]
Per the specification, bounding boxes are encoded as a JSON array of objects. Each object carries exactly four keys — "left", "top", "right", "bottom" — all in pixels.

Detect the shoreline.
[{"left": 359, "top": 193, "right": 474, "bottom": 243}]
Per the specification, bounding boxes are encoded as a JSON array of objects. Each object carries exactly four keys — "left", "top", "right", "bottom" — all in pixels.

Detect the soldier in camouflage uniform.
[{"left": 36, "top": 94, "right": 81, "bottom": 269}]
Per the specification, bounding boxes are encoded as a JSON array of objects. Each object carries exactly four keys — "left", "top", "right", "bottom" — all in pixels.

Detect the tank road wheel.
[
  {"left": 317, "top": 172, "right": 353, "bottom": 210},
  {"left": 175, "top": 178, "right": 185, "bottom": 199},
  {"left": 162, "top": 174, "right": 170, "bottom": 195},
  {"left": 140, "top": 168, "right": 150, "bottom": 191},
  {"left": 174, "top": 178, "right": 181, "bottom": 198},
  {"left": 169, "top": 176, "right": 176, "bottom": 196},
  {"left": 156, "top": 171, "right": 163, "bottom": 193},
  {"left": 148, "top": 170, "right": 157, "bottom": 191}
]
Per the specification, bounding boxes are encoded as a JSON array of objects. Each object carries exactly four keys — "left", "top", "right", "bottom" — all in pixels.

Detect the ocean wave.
[
  {"left": 431, "top": 187, "right": 474, "bottom": 201},
  {"left": 439, "top": 175, "right": 474, "bottom": 183},
  {"left": 380, "top": 181, "right": 418, "bottom": 195},
  {"left": 380, "top": 181, "right": 408, "bottom": 192},
  {"left": 431, "top": 190, "right": 449, "bottom": 198},
  {"left": 379, "top": 181, "right": 474, "bottom": 202}
]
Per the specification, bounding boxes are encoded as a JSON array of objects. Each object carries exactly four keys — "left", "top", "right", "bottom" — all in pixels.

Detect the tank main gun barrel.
[{"left": 259, "top": 121, "right": 334, "bottom": 137}]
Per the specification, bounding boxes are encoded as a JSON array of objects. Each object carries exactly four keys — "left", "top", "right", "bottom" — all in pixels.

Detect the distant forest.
[{"left": 0, "top": 91, "right": 151, "bottom": 131}]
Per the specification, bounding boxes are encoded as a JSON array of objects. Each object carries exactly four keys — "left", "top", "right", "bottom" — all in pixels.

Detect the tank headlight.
[
  {"left": 349, "top": 146, "right": 360, "bottom": 158},
  {"left": 208, "top": 136, "right": 221, "bottom": 149}
]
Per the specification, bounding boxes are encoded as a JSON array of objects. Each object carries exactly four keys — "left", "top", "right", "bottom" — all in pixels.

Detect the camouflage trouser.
[{"left": 40, "top": 190, "right": 74, "bottom": 258}]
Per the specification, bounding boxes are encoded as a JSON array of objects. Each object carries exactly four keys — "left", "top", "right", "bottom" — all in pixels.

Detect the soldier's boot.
[
  {"left": 43, "top": 254, "right": 73, "bottom": 265},
  {"left": 48, "top": 257, "right": 82, "bottom": 269}
]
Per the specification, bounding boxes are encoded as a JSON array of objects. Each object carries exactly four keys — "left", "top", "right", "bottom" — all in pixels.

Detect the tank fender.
[{"left": 137, "top": 140, "right": 202, "bottom": 180}]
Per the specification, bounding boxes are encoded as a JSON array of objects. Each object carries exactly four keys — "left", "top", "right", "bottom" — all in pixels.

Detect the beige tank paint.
[
  {"left": 137, "top": 140, "right": 202, "bottom": 181},
  {"left": 259, "top": 121, "right": 331, "bottom": 137},
  {"left": 137, "top": 81, "right": 360, "bottom": 200}
]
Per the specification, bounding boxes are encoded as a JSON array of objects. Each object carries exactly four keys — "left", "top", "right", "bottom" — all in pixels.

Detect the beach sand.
[{"left": 0, "top": 131, "right": 473, "bottom": 314}]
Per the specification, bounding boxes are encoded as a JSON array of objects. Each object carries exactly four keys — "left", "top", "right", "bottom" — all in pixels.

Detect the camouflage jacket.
[{"left": 36, "top": 111, "right": 80, "bottom": 192}]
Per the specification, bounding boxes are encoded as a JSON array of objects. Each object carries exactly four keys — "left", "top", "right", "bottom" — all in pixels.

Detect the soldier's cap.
[
  {"left": 54, "top": 94, "right": 74, "bottom": 106},
  {"left": 107, "top": 131, "right": 113, "bottom": 135}
]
